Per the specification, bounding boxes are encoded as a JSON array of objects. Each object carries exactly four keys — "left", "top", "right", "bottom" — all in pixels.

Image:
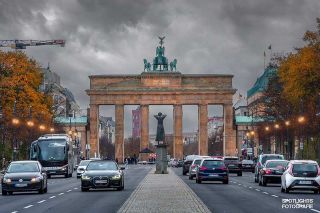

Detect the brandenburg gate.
[{"left": 86, "top": 37, "right": 236, "bottom": 162}]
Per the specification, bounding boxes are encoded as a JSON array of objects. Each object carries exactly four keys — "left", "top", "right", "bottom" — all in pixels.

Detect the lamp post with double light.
[
  {"left": 298, "top": 115, "right": 305, "bottom": 159},
  {"left": 284, "top": 120, "right": 290, "bottom": 159},
  {"left": 274, "top": 124, "right": 280, "bottom": 154}
]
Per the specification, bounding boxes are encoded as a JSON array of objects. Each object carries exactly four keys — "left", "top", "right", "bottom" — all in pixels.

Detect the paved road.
[
  {"left": 172, "top": 168, "right": 320, "bottom": 213},
  {"left": 0, "top": 164, "right": 152, "bottom": 213}
]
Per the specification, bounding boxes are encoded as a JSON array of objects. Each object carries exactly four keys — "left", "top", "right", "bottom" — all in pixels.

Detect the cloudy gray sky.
[{"left": 1, "top": 0, "right": 319, "bottom": 136}]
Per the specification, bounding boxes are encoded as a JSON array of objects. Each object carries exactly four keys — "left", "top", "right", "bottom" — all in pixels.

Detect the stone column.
[
  {"left": 115, "top": 104, "right": 124, "bottom": 163},
  {"left": 173, "top": 105, "right": 183, "bottom": 160},
  {"left": 198, "top": 104, "right": 208, "bottom": 156},
  {"left": 89, "top": 104, "right": 99, "bottom": 158},
  {"left": 140, "top": 105, "right": 149, "bottom": 161},
  {"left": 80, "top": 130, "right": 86, "bottom": 158},
  {"left": 224, "top": 103, "right": 236, "bottom": 156}
]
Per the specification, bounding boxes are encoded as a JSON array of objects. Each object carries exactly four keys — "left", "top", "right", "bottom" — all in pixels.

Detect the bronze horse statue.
[
  {"left": 143, "top": 59, "right": 151, "bottom": 71},
  {"left": 170, "top": 59, "right": 177, "bottom": 71}
]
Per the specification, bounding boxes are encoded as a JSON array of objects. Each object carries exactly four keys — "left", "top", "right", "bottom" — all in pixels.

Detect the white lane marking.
[
  {"left": 11, "top": 211, "right": 18, "bottom": 213},
  {"left": 263, "top": 192, "right": 269, "bottom": 194},
  {"left": 233, "top": 181, "right": 237, "bottom": 183},
  {"left": 255, "top": 189, "right": 260, "bottom": 191},
  {"left": 311, "top": 209, "right": 320, "bottom": 213},
  {"left": 49, "top": 196, "right": 56, "bottom": 199},
  {"left": 38, "top": 200, "right": 46, "bottom": 203},
  {"left": 271, "top": 195, "right": 278, "bottom": 198},
  {"left": 74, "top": 187, "right": 78, "bottom": 190},
  {"left": 24, "top": 205, "right": 33, "bottom": 209},
  {"left": 249, "top": 187, "right": 252, "bottom": 189},
  {"left": 238, "top": 184, "right": 242, "bottom": 186},
  {"left": 58, "top": 193, "right": 64, "bottom": 195},
  {"left": 67, "top": 190, "right": 72, "bottom": 192}
]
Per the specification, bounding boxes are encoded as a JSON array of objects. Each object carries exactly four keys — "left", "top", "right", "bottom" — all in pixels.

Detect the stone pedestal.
[{"left": 155, "top": 144, "right": 168, "bottom": 174}]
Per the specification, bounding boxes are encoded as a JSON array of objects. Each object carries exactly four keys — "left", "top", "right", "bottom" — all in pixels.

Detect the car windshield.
[
  {"left": 261, "top": 155, "right": 284, "bottom": 164},
  {"left": 293, "top": 163, "right": 318, "bottom": 173},
  {"left": 86, "top": 161, "right": 117, "bottom": 171},
  {"left": 7, "top": 162, "right": 39, "bottom": 173},
  {"left": 202, "top": 160, "right": 224, "bottom": 168},
  {"left": 194, "top": 160, "right": 202, "bottom": 165},
  {"left": 266, "top": 161, "right": 288, "bottom": 168},
  {"left": 79, "top": 160, "right": 91, "bottom": 166},
  {"left": 38, "top": 139, "right": 67, "bottom": 161},
  {"left": 224, "top": 158, "right": 238, "bottom": 161},
  {"left": 242, "top": 160, "right": 253, "bottom": 164}
]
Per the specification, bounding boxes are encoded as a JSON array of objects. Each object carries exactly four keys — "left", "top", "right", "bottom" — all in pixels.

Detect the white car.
[
  {"left": 77, "top": 160, "right": 91, "bottom": 178},
  {"left": 281, "top": 160, "right": 320, "bottom": 194}
]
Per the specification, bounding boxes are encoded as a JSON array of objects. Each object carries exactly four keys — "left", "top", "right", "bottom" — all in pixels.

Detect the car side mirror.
[{"left": 120, "top": 166, "right": 125, "bottom": 170}]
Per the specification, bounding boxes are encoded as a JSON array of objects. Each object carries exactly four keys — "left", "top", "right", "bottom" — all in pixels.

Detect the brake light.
[
  {"left": 199, "top": 166, "right": 207, "bottom": 171},
  {"left": 318, "top": 166, "right": 320, "bottom": 176},
  {"left": 219, "top": 166, "right": 228, "bottom": 171},
  {"left": 265, "top": 169, "right": 272, "bottom": 175},
  {"left": 191, "top": 165, "right": 196, "bottom": 169},
  {"left": 257, "top": 162, "right": 261, "bottom": 167},
  {"left": 288, "top": 166, "right": 293, "bottom": 176}
]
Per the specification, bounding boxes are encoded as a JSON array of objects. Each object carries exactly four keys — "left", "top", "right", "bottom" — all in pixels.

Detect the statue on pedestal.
[{"left": 154, "top": 112, "right": 166, "bottom": 143}]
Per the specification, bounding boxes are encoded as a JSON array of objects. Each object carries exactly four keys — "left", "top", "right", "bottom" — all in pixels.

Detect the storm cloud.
[{"left": 0, "top": 0, "right": 319, "bottom": 134}]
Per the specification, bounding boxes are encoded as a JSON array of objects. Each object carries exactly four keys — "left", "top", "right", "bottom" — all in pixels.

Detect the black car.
[
  {"left": 81, "top": 160, "right": 125, "bottom": 191},
  {"left": 224, "top": 156, "right": 242, "bottom": 176},
  {"left": 242, "top": 160, "right": 255, "bottom": 173},
  {"left": 1, "top": 160, "right": 48, "bottom": 195},
  {"left": 254, "top": 154, "right": 284, "bottom": 183},
  {"left": 183, "top": 155, "right": 200, "bottom": 175},
  {"left": 259, "top": 160, "right": 288, "bottom": 186}
]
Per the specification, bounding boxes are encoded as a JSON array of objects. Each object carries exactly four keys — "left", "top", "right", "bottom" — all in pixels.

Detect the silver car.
[
  {"left": 281, "top": 160, "right": 320, "bottom": 194},
  {"left": 189, "top": 158, "right": 203, "bottom": 180},
  {"left": 77, "top": 160, "right": 91, "bottom": 178}
]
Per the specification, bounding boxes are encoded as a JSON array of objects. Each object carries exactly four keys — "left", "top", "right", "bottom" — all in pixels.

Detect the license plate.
[
  {"left": 209, "top": 174, "right": 218, "bottom": 177},
  {"left": 228, "top": 164, "right": 235, "bottom": 167},
  {"left": 299, "top": 180, "right": 312, "bottom": 184},
  {"left": 15, "top": 183, "right": 27, "bottom": 187},
  {"left": 49, "top": 171, "right": 56, "bottom": 174},
  {"left": 95, "top": 180, "right": 108, "bottom": 184},
  {"left": 245, "top": 165, "right": 251, "bottom": 167}
]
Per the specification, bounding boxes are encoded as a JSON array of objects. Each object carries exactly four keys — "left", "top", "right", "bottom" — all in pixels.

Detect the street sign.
[
  {"left": 299, "top": 142, "right": 304, "bottom": 150},
  {"left": 247, "top": 148, "right": 253, "bottom": 154},
  {"left": 284, "top": 141, "right": 288, "bottom": 146}
]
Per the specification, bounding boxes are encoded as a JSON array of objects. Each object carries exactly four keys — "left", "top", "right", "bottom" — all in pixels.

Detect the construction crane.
[{"left": 0, "top": 39, "right": 65, "bottom": 49}]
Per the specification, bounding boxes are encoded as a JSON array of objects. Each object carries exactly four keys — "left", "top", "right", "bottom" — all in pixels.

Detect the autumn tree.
[{"left": 0, "top": 50, "right": 53, "bottom": 162}]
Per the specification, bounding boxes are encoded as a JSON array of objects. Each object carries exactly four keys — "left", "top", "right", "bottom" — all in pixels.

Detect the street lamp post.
[
  {"left": 285, "top": 121, "right": 290, "bottom": 160},
  {"left": 12, "top": 99, "right": 20, "bottom": 161},
  {"left": 274, "top": 124, "right": 280, "bottom": 154},
  {"left": 298, "top": 116, "right": 305, "bottom": 159}
]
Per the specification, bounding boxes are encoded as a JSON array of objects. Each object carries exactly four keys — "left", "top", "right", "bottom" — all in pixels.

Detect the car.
[
  {"left": 195, "top": 158, "right": 229, "bottom": 184},
  {"left": 81, "top": 160, "right": 125, "bottom": 191},
  {"left": 77, "top": 160, "right": 92, "bottom": 178},
  {"left": 258, "top": 160, "right": 289, "bottom": 186},
  {"left": 223, "top": 156, "right": 242, "bottom": 176},
  {"left": 242, "top": 159, "right": 255, "bottom": 173},
  {"left": 168, "top": 159, "right": 178, "bottom": 167},
  {"left": 254, "top": 154, "right": 284, "bottom": 183},
  {"left": 138, "top": 160, "right": 147, "bottom": 165},
  {"left": 182, "top": 155, "right": 200, "bottom": 175},
  {"left": 1, "top": 160, "right": 48, "bottom": 195},
  {"left": 281, "top": 160, "right": 320, "bottom": 194},
  {"left": 189, "top": 158, "right": 203, "bottom": 180},
  {"left": 176, "top": 160, "right": 183, "bottom": 167}
]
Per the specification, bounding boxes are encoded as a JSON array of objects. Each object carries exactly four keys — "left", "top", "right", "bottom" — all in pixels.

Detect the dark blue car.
[{"left": 196, "top": 158, "right": 229, "bottom": 184}]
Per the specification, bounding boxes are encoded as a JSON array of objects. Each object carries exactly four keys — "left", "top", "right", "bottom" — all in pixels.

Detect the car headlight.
[
  {"left": 31, "top": 177, "right": 42, "bottom": 182},
  {"left": 111, "top": 174, "right": 121, "bottom": 180},
  {"left": 81, "top": 175, "right": 91, "bottom": 180},
  {"left": 3, "top": 178, "right": 12, "bottom": 183}
]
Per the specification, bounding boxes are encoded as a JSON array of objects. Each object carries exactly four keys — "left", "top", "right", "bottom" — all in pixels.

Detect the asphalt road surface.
[
  {"left": 0, "top": 165, "right": 152, "bottom": 213},
  {"left": 172, "top": 168, "right": 320, "bottom": 213}
]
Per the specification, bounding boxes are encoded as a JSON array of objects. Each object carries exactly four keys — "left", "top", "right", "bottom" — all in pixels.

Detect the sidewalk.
[{"left": 118, "top": 167, "right": 211, "bottom": 213}]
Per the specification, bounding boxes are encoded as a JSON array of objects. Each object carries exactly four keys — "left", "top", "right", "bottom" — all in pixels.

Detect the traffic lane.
[
  {"left": 229, "top": 172, "right": 320, "bottom": 210},
  {"left": 0, "top": 173, "right": 80, "bottom": 212},
  {"left": 18, "top": 165, "right": 153, "bottom": 213},
  {"left": 172, "top": 168, "right": 308, "bottom": 213}
]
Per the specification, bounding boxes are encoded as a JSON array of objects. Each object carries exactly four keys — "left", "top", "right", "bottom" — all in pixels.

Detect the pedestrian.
[{"left": 125, "top": 158, "right": 128, "bottom": 169}]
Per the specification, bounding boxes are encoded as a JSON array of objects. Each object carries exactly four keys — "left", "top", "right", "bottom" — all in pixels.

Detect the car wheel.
[
  {"left": 258, "top": 176, "right": 262, "bottom": 186},
  {"left": 47, "top": 174, "right": 51, "bottom": 179},
  {"left": 313, "top": 190, "right": 319, "bottom": 194},
  {"left": 81, "top": 187, "right": 89, "bottom": 192},
  {"left": 189, "top": 175, "right": 193, "bottom": 180},
  {"left": 65, "top": 173, "right": 69, "bottom": 178},
  {"left": 8, "top": 191, "right": 13, "bottom": 195},
  {"left": 69, "top": 173, "right": 72, "bottom": 178},
  {"left": 262, "top": 177, "right": 267, "bottom": 186},
  {"left": 281, "top": 185, "right": 285, "bottom": 193},
  {"left": 117, "top": 178, "right": 124, "bottom": 191},
  {"left": 223, "top": 179, "right": 229, "bottom": 184},
  {"left": 1, "top": 189, "right": 7, "bottom": 196},
  {"left": 251, "top": 170, "right": 255, "bottom": 173},
  {"left": 39, "top": 187, "right": 44, "bottom": 194},
  {"left": 237, "top": 172, "right": 242, "bottom": 176},
  {"left": 254, "top": 174, "right": 258, "bottom": 183}
]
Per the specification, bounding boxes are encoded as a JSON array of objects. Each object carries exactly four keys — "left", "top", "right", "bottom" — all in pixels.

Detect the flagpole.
[{"left": 263, "top": 51, "right": 266, "bottom": 70}]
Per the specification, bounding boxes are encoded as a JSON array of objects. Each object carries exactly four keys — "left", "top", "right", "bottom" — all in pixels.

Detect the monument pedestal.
[{"left": 155, "top": 144, "right": 168, "bottom": 174}]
